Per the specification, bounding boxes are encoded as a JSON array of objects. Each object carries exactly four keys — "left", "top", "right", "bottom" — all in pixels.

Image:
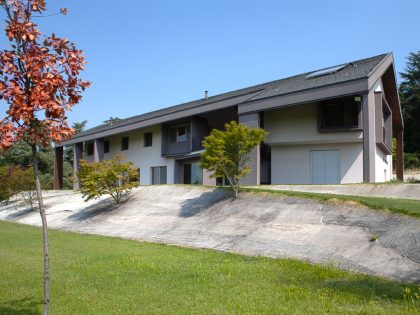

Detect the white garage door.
[{"left": 310, "top": 150, "right": 340, "bottom": 184}]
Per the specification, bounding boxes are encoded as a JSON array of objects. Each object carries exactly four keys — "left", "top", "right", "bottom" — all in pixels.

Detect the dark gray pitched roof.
[
  {"left": 248, "top": 53, "right": 388, "bottom": 101},
  {"left": 74, "top": 80, "right": 272, "bottom": 138},
  {"left": 71, "top": 53, "right": 389, "bottom": 141}
]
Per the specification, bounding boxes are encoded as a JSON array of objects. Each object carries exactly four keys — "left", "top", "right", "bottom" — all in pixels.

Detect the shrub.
[
  {"left": 200, "top": 121, "right": 267, "bottom": 197},
  {"left": 77, "top": 155, "right": 139, "bottom": 204},
  {"left": 0, "top": 166, "right": 36, "bottom": 206},
  {"left": 407, "top": 176, "right": 420, "bottom": 184},
  {"left": 404, "top": 153, "right": 420, "bottom": 170}
]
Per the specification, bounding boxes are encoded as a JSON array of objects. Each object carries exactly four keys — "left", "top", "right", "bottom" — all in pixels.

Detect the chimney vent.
[{"left": 204, "top": 90, "right": 208, "bottom": 99}]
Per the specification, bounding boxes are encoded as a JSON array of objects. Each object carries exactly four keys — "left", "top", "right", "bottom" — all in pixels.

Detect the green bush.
[
  {"left": 0, "top": 166, "right": 36, "bottom": 205},
  {"left": 77, "top": 155, "right": 139, "bottom": 204},
  {"left": 200, "top": 121, "right": 267, "bottom": 197},
  {"left": 405, "top": 153, "right": 420, "bottom": 170}
]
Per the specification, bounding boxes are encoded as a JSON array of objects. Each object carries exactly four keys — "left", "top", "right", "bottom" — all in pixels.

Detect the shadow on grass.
[
  {"left": 178, "top": 187, "right": 232, "bottom": 218},
  {"left": 321, "top": 278, "right": 410, "bottom": 302},
  {"left": 67, "top": 193, "right": 134, "bottom": 221},
  {"left": 0, "top": 298, "right": 41, "bottom": 315}
]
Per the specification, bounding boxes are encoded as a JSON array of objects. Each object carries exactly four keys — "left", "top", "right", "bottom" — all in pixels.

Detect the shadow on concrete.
[
  {"left": 178, "top": 188, "right": 232, "bottom": 218},
  {"left": 5, "top": 204, "right": 42, "bottom": 220},
  {"left": 67, "top": 193, "right": 134, "bottom": 221},
  {"left": 0, "top": 298, "right": 41, "bottom": 315}
]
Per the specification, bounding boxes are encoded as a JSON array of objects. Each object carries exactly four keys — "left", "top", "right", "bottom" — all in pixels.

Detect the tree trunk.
[
  {"left": 233, "top": 183, "right": 239, "bottom": 198},
  {"left": 32, "top": 145, "right": 50, "bottom": 315}
]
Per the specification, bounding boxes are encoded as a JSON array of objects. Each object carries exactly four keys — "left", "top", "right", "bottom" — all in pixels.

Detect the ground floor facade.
[{"left": 59, "top": 113, "right": 394, "bottom": 187}]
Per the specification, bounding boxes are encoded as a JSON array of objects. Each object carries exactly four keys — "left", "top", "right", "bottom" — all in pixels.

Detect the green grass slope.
[{"left": 0, "top": 221, "right": 419, "bottom": 314}]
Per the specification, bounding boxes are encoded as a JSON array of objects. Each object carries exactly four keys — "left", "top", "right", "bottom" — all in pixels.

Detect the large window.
[
  {"left": 170, "top": 125, "right": 191, "bottom": 143},
  {"left": 319, "top": 97, "right": 360, "bottom": 131},
  {"left": 151, "top": 166, "right": 167, "bottom": 184},
  {"left": 121, "top": 136, "right": 129, "bottom": 151}
]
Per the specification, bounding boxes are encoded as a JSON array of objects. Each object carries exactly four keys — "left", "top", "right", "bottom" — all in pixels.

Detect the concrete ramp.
[{"left": 0, "top": 186, "right": 419, "bottom": 283}]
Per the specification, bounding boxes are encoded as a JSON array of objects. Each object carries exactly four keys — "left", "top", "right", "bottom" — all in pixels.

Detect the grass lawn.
[
  {"left": 242, "top": 187, "right": 420, "bottom": 218},
  {"left": 0, "top": 221, "right": 419, "bottom": 315}
]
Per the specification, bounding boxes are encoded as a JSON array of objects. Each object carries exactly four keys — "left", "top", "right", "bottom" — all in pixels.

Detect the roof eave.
[
  {"left": 237, "top": 77, "right": 370, "bottom": 115},
  {"left": 60, "top": 90, "right": 263, "bottom": 145},
  {"left": 367, "top": 53, "right": 403, "bottom": 130}
]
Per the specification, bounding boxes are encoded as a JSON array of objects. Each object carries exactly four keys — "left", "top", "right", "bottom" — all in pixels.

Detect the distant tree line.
[
  {"left": 0, "top": 121, "right": 87, "bottom": 193},
  {"left": 399, "top": 51, "right": 420, "bottom": 169}
]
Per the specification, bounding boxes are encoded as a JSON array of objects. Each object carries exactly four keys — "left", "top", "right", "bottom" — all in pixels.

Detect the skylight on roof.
[{"left": 306, "top": 64, "right": 347, "bottom": 79}]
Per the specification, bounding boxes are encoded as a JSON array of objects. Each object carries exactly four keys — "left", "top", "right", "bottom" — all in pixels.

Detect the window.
[
  {"left": 169, "top": 125, "right": 191, "bottom": 143},
  {"left": 183, "top": 162, "right": 202, "bottom": 185},
  {"left": 104, "top": 140, "right": 110, "bottom": 153},
  {"left": 121, "top": 137, "right": 129, "bottom": 151},
  {"left": 144, "top": 132, "right": 153, "bottom": 147},
  {"left": 306, "top": 64, "right": 347, "bottom": 79},
  {"left": 216, "top": 177, "right": 228, "bottom": 186},
  {"left": 322, "top": 104, "right": 345, "bottom": 128},
  {"left": 86, "top": 143, "right": 94, "bottom": 156},
  {"left": 151, "top": 166, "right": 167, "bottom": 184},
  {"left": 319, "top": 97, "right": 360, "bottom": 131}
]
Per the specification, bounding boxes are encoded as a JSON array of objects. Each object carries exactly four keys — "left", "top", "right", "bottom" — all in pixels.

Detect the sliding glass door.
[{"left": 182, "top": 161, "right": 202, "bottom": 185}]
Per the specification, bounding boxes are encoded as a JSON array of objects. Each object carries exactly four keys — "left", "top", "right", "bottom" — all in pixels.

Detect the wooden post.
[
  {"left": 53, "top": 146, "right": 63, "bottom": 190},
  {"left": 73, "top": 142, "right": 83, "bottom": 190},
  {"left": 396, "top": 129, "right": 404, "bottom": 181},
  {"left": 238, "top": 112, "right": 261, "bottom": 185},
  {"left": 94, "top": 139, "right": 104, "bottom": 162},
  {"left": 362, "top": 92, "right": 376, "bottom": 182}
]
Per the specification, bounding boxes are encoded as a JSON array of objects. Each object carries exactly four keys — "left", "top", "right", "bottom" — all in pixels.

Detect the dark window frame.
[
  {"left": 318, "top": 98, "right": 362, "bottom": 132},
  {"left": 121, "top": 136, "right": 129, "bottom": 151},
  {"left": 144, "top": 132, "right": 153, "bottom": 147},
  {"left": 86, "top": 142, "right": 94, "bottom": 156},
  {"left": 104, "top": 140, "right": 110, "bottom": 153},
  {"left": 151, "top": 166, "right": 167, "bottom": 184},
  {"left": 169, "top": 124, "right": 191, "bottom": 143}
]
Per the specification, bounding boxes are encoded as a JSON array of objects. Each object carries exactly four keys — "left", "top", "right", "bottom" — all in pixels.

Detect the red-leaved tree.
[{"left": 0, "top": 1, "right": 90, "bottom": 314}]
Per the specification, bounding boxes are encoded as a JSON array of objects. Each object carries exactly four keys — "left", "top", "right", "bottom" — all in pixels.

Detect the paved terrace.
[{"left": 250, "top": 183, "right": 420, "bottom": 200}]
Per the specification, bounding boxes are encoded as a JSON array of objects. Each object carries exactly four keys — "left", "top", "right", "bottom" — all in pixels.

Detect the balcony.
[
  {"left": 375, "top": 92, "right": 392, "bottom": 154},
  {"left": 163, "top": 140, "right": 192, "bottom": 156},
  {"left": 161, "top": 117, "right": 208, "bottom": 157}
]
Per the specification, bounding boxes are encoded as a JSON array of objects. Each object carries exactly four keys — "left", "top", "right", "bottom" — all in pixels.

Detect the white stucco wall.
[
  {"left": 264, "top": 102, "right": 362, "bottom": 145},
  {"left": 271, "top": 143, "right": 364, "bottom": 184},
  {"left": 375, "top": 146, "right": 392, "bottom": 182},
  {"left": 265, "top": 102, "right": 366, "bottom": 184},
  {"left": 103, "top": 125, "right": 175, "bottom": 185},
  {"left": 373, "top": 78, "right": 383, "bottom": 93},
  {"left": 202, "top": 169, "right": 216, "bottom": 186}
]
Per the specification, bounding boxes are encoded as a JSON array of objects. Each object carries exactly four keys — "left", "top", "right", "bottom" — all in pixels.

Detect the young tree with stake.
[
  {"left": 0, "top": 1, "right": 90, "bottom": 314},
  {"left": 200, "top": 121, "right": 267, "bottom": 197}
]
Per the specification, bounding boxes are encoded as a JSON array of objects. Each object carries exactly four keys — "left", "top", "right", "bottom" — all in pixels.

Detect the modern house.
[{"left": 54, "top": 53, "right": 404, "bottom": 189}]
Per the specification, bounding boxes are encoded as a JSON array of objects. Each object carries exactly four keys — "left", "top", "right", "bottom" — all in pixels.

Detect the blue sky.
[{"left": 5, "top": 1, "right": 420, "bottom": 129}]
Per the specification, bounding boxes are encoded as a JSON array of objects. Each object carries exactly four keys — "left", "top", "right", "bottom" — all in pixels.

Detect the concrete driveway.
[{"left": 0, "top": 186, "right": 419, "bottom": 283}]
